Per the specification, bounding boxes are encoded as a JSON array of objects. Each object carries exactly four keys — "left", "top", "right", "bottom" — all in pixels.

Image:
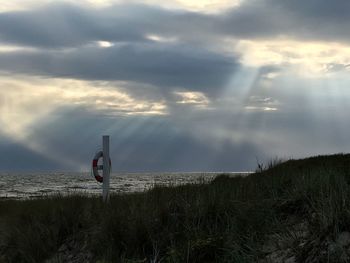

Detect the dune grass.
[{"left": 2, "top": 154, "right": 350, "bottom": 262}]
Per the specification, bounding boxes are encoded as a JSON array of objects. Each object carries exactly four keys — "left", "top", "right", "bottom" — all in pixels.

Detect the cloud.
[
  {"left": 0, "top": 75, "right": 167, "bottom": 136},
  {"left": 0, "top": 0, "right": 241, "bottom": 13},
  {"left": 0, "top": 3, "right": 215, "bottom": 49},
  {"left": 0, "top": 3, "right": 152, "bottom": 48},
  {"left": 234, "top": 40, "right": 350, "bottom": 76},
  {"left": 2, "top": 0, "right": 350, "bottom": 172},
  {"left": 219, "top": 0, "right": 350, "bottom": 43},
  {"left": 244, "top": 96, "right": 279, "bottom": 112},
  {"left": 0, "top": 43, "right": 238, "bottom": 96},
  {"left": 174, "top": 91, "right": 209, "bottom": 106},
  {"left": 2, "top": 0, "right": 350, "bottom": 51},
  {"left": 1, "top": 1, "right": 349, "bottom": 81}
]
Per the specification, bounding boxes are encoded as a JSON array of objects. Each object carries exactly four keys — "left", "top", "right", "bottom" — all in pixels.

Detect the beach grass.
[{"left": 2, "top": 154, "right": 350, "bottom": 262}]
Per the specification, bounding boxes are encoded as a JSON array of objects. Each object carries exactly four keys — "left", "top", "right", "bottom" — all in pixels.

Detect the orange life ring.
[{"left": 92, "top": 151, "right": 111, "bottom": 183}]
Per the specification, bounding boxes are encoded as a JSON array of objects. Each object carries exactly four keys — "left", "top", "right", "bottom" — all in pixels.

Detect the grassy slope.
[{"left": 2, "top": 154, "right": 350, "bottom": 262}]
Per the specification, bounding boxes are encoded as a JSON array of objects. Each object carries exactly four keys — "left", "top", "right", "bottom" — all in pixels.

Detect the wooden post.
[{"left": 102, "top": 135, "right": 110, "bottom": 202}]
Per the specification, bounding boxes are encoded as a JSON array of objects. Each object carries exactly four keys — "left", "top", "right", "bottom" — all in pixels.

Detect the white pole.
[{"left": 102, "top": 135, "right": 110, "bottom": 202}]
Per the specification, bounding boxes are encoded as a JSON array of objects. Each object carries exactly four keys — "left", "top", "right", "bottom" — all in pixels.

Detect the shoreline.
[{"left": 0, "top": 172, "right": 252, "bottom": 200}]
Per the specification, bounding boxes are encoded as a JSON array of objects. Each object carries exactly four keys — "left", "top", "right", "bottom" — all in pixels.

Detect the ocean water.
[{"left": 0, "top": 172, "right": 250, "bottom": 199}]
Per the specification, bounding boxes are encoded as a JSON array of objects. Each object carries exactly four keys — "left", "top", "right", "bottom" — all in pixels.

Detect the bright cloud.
[
  {"left": 145, "top": 35, "right": 178, "bottom": 43},
  {"left": 0, "top": 0, "right": 241, "bottom": 13},
  {"left": 244, "top": 106, "right": 278, "bottom": 112},
  {"left": 236, "top": 39, "right": 350, "bottom": 76},
  {"left": 0, "top": 45, "right": 37, "bottom": 53},
  {"left": 174, "top": 0, "right": 242, "bottom": 12},
  {"left": 174, "top": 91, "right": 209, "bottom": 106}
]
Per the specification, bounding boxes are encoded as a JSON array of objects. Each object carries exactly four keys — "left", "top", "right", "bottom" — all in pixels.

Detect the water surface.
[{"left": 0, "top": 172, "right": 250, "bottom": 199}]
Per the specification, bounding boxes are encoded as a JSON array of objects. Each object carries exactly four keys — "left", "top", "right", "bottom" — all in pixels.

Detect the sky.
[{"left": 1, "top": 0, "right": 350, "bottom": 172}]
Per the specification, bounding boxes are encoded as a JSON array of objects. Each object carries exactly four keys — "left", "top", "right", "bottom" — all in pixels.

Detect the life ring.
[{"left": 92, "top": 151, "right": 111, "bottom": 183}]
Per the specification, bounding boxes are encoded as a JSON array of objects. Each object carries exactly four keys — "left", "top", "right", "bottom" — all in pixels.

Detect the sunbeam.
[{"left": 0, "top": 74, "right": 167, "bottom": 169}]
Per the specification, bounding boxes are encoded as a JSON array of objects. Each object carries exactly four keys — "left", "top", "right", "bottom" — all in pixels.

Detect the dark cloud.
[
  {"left": 0, "top": 43, "right": 238, "bottom": 96},
  {"left": 272, "top": 0, "right": 350, "bottom": 19},
  {"left": 0, "top": 3, "right": 154, "bottom": 48},
  {"left": 1, "top": 1, "right": 350, "bottom": 50},
  {"left": 0, "top": 3, "right": 207, "bottom": 48},
  {"left": 220, "top": 0, "right": 350, "bottom": 41}
]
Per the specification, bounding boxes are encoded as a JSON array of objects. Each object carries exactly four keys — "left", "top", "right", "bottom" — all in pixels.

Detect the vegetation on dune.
[{"left": 2, "top": 154, "right": 350, "bottom": 262}]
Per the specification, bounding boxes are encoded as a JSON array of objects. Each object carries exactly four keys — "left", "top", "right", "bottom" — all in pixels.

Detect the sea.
[{"left": 0, "top": 172, "right": 251, "bottom": 199}]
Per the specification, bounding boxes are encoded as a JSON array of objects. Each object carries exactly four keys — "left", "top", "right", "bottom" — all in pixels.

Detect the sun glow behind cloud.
[
  {"left": 174, "top": 91, "right": 209, "bottom": 107},
  {"left": 96, "top": 41, "right": 114, "bottom": 48}
]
